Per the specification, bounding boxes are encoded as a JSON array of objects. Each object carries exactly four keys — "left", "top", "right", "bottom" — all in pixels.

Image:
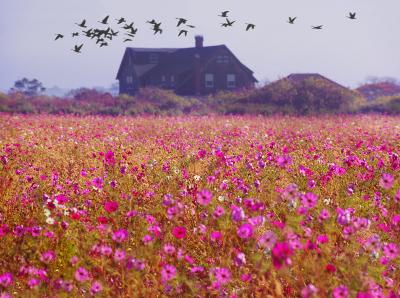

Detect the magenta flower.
[
  {"left": 301, "top": 284, "right": 318, "bottom": 298},
  {"left": 272, "top": 242, "right": 293, "bottom": 269},
  {"left": 112, "top": 229, "right": 129, "bottom": 243},
  {"left": 172, "top": 226, "right": 186, "bottom": 239},
  {"left": 104, "top": 201, "right": 119, "bottom": 213},
  {"left": 379, "top": 173, "right": 394, "bottom": 189},
  {"left": 104, "top": 150, "right": 115, "bottom": 166},
  {"left": 237, "top": 223, "right": 253, "bottom": 239},
  {"left": 114, "top": 249, "right": 126, "bottom": 262},
  {"left": 163, "top": 244, "right": 176, "bottom": 255},
  {"left": 333, "top": 285, "right": 349, "bottom": 298},
  {"left": 90, "top": 281, "right": 103, "bottom": 295},
  {"left": 196, "top": 189, "right": 213, "bottom": 206},
  {"left": 383, "top": 243, "right": 399, "bottom": 260},
  {"left": 210, "top": 230, "right": 222, "bottom": 242},
  {"left": 161, "top": 264, "right": 177, "bottom": 281},
  {"left": 75, "top": 267, "right": 90, "bottom": 282},
  {"left": 92, "top": 177, "right": 104, "bottom": 189},
  {"left": 0, "top": 273, "right": 13, "bottom": 287}
]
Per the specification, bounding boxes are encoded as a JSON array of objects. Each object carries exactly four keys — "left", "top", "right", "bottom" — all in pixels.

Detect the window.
[
  {"left": 149, "top": 53, "right": 158, "bottom": 64},
  {"left": 161, "top": 75, "right": 166, "bottom": 82},
  {"left": 205, "top": 73, "right": 214, "bottom": 88},
  {"left": 227, "top": 74, "right": 236, "bottom": 88},
  {"left": 126, "top": 76, "right": 133, "bottom": 84},
  {"left": 217, "top": 55, "right": 230, "bottom": 64},
  {"left": 170, "top": 75, "right": 175, "bottom": 87}
]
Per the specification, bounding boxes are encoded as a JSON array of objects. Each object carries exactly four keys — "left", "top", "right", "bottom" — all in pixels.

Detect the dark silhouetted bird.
[
  {"left": 96, "top": 38, "right": 104, "bottom": 44},
  {"left": 176, "top": 18, "right": 187, "bottom": 27},
  {"left": 245, "top": 23, "right": 255, "bottom": 31},
  {"left": 110, "top": 29, "right": 119, "bottom": 37},
  {"left": 348, "top": 12, "right": 357, "bottom": 20},
  {"left": 288, "top": 17, "right": 297, "bottom": 24},
  {"left": 72, "top": 32, "right": 79, "bottom": 37},
  {"left": 82, "top": 29, "right": 93, "bottom": 37},
  {"left": 147, "top": 19, "right": 157, "bottom": 25},
  {"left": 76, "top": 19, "right": 87, "bottom": 28},
  {"left": 129, "top": 27, "right": 138, "bottom": 35},
  {"left": 72, "top": 44, "right": 83, "bottom": 53},
  {"left": 55, "top": 34, "right": 64, "bottom": 40},
  {"left": 116, "top": 17, "right": 126, "bottom": 24},
  {"left": 312, "top": 25, "right": 323, "bottom": 30},
  {"left": 123, "top": 22, "right": 135, "bottom": 30},
  {"left": 219, "top": 11, "right": 229, "bottom": 17},
  {"left": 100, "top": 42, "right": 108, "bottom": 47},
  {"left": 125, "top": 33, "right": 135, "bottom": 38},
  {"left": 99, "top": 15, "right": 110, "bottom": 25},
  {"left": 222, "top": 18, "right": 235, "bottom": 27},
  {"left": 178, "top": 29, "right": 188, "bottom": 37},
  {"left": 124, "top": 38, "right": 133, "bottom": 42},
  {"left": 153, "top": 27, "right": 163, "bottom": 35},
  {"left": 186, "top": 24, "right": 195, "bottom": 28}
]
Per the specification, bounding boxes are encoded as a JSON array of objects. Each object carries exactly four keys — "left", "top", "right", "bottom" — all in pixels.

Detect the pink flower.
[
  {"left": 257, "top": 231, "right": 277, "bottom": 249},
  {"left": 112, "top": 229, "right": 128, "bottom": 243},
  {"left": 161, "top": 264, "right": 177, "bottom": 281},
  {"left": 300, "top": 192, "right": 318, "bottom": 209},
  {"left": 104, "top": 201, "right": 118, "bottom": 213},
  {"left": 196, "top": 189, "right": 213, "bottom": 206},
  {"left": 237, "top": 223, "right": 253, "bottom": 239},
  {"left": 163, "top": 244, "right": 176, "bottom": 255},
  {"left": 114, "top": 249, "right": 126, "bottom": 262},
  {"left": 213, "top": 206, "right": 225, "bottom": 218},
  {"left": 90, "top": 281, "right": 103, "bottom": 295},
  {"left": 40, "top": 250, "right": 56, "bottom": 263},
  {"left": 172, "top": 226, "right": 186, "bottom": 239},
  {"left": 197, "top": 149, "right": 206, "bottom": 159},
  {"left": 213, "top": 267, "right": 231, "bottom": 285},
  {"left": 301, "top": 284, "right": 318, "bottom": 298},
  {"left": 272, "top": 242, "right": 293, "bottom": 269},
  {"left": 379, "top": 173, "right": 394, "bottom": 189},
  {"left": 104, "top": 150, "right": 115, "bottom": 166},
  {"left": 75, "top": 267, "right": 90, "bottom": 282},
  {"left": 333, "top": 285, "right": 349, "bottom": 298},
  {"left": 383, "top": 243, "right": 398, "bottom": 260}
]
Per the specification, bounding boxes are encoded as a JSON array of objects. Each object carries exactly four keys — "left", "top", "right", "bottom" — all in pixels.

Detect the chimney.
[{"left": 195, "top": 35, "right": 203, "bottom": 48}]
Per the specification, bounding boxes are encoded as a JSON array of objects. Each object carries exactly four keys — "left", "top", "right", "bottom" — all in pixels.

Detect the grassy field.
[{"left": 0, "top": 114, "right": 399, "bottom": 297}]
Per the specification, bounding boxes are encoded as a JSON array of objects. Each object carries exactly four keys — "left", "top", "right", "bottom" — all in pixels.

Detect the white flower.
[
  {"left": 194, "top": 175, "right": 201, "bottom": 181},
  {"left": 218, "top": 196, "right": 225, "bottom": 202},
  {"left": 46, "top": 217, "right": 55, "bottom": 225},
  {"left": 43, "top": 209, "right": 51, "bottom": 217}
]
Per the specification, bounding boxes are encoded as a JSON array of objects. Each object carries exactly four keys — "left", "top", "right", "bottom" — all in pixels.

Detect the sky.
[{"left": 0, "top": 0, "right": 399, "bottom": 92}]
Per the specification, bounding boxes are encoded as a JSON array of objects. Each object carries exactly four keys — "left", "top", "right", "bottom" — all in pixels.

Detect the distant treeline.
[{"left": 1, "top": 79, "right": 399, "bottom": 116}]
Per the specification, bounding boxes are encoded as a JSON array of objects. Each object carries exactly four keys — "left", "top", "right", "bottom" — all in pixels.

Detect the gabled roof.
[{"left": 116, "top": 44, "right": 258, "bottom": 82}]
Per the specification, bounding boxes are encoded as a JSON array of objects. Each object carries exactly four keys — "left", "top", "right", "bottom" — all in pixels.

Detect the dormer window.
[
  {"left": 227, "top": 74, "right": 236, "bottom": 88},
  {"left": 161, "top": 75, "right": 166, "bottom": 82},
  {"left": 149, "top": 53, "right": 158, "bottom": 64}
]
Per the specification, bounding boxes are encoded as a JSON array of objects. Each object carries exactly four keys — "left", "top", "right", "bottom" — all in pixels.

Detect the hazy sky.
[{"left": 0, "top": 0, "right": 399, "bottom": 92}]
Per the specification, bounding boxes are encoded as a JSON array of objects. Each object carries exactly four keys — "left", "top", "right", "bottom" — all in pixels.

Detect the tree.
[{"left": 11, "top": 78, "right": 46, "bottom": 96}]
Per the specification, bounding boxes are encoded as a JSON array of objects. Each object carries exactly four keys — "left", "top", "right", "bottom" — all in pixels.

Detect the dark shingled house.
[{"left": 116, "top": 36, "right": 258, "bottom": 96}]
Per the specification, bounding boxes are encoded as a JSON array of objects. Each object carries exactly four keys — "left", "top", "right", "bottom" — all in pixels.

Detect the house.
[{"left": 116, "top": 36, "right": 258, "bottom": 96}]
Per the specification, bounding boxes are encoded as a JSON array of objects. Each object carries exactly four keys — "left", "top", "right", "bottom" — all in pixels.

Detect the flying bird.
[
  {"left": 288, "top": 17, "right": 297, "bottom": 24},
  {"left": 123, "top": 22, "right": 135, "bottom": 30},
  {"left": 76, "top": 19, "right": 87, "bottom": 28},
  {"left": 178, "top": 29, "right": 188, "bottom": 37},
  {"left": 72, "top": 44, "right": 83, "bottom": 53},
  {"left": 218, "top": 11, "right": 229, "bottom": 17},
  {"left": 348, "top": 12, "right": 357, "bottom": 20},
  {"left": 82, "top": 29, "right": 93, "bottom": 37},
  {"left": 96, "top": 38, "right": 104, "bottom": 44},
  {"left": 99, "top": 42, "right": 108, "bottom": 47},
  {"left": 54, "top": 34, "right": 64, "bottom": 40},
  {"left": 312, "top": 25, "right": 323, "bottom": 30},
  {"left": 153, "top": 27, "right": 163, "bottom": 35},
  {"left": 116, "top": 17, "right": 126, "bottom": 24},
  {"left": 245, "top": 23, "right": 255, "bottom": 31},
  {"left": 124, "top": 38, "right": 133, "bottom": 42},
  {"left": 99, "top": 15, "right": 110, "bottom": 25},
  {"left": 72, "top": 32, "right": 79, "bottom": 37},
  {"left": 221, "top": 18, "right": 235, "bottom": 27},
  {"left": 186, "top": 24, "right": 196, "bottom": 28},
  {"left": 176, "top": 18, "right": 187, "bottom": 27},
  {"left": 147, "top": 19, "right": 157, "bottom": 25}
]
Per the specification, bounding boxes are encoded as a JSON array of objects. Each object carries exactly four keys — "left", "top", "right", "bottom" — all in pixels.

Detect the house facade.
[{"left": 116, "top": 36, "right": 258, "bottom": 96}]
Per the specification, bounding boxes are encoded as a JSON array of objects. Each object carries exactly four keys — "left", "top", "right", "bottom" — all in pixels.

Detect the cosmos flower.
[
  {"left": 196, "top": 189, "right": 213, "bottom": 206},
  {"left": 379, "top": 173, "right": 394, "bottom": 189},
  {"left": 172, "top": 226, "right": 186, "bottom": 239},
  {"left": 74, "top": 267, "right": 90, "bottom": 282},
  {"left": 212, "top": 267, "right": 231, "bottom": 285},
  {"left": 272, "top": 242, "right": 293, "bottom": 269},
  {"left": 90, "top": 281, "right": 103, "bottom": 295},
  {"left": 112, "top": 229, "right": 129, "bottom": 243},
  {"left": 161, "top": 264, "right": 177, "bottom": 281},
  {"left": 104, "top": 201, "right": 119, "bottom": 213},
  {"left": 237, "top": 223, "right": 253, "bottom": 239},
  {"left": 333, "top": 285, "right": 349, "bottom": 298}
]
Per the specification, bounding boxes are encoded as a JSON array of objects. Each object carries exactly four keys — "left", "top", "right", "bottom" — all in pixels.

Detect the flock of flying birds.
[{"left": 54, "top": 11, "right": 358, "bottom": 53}]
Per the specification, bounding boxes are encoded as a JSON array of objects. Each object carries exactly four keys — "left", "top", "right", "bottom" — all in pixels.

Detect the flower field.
[{"left": 0, "top": 114, "right": 399, "bottom": 297}]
